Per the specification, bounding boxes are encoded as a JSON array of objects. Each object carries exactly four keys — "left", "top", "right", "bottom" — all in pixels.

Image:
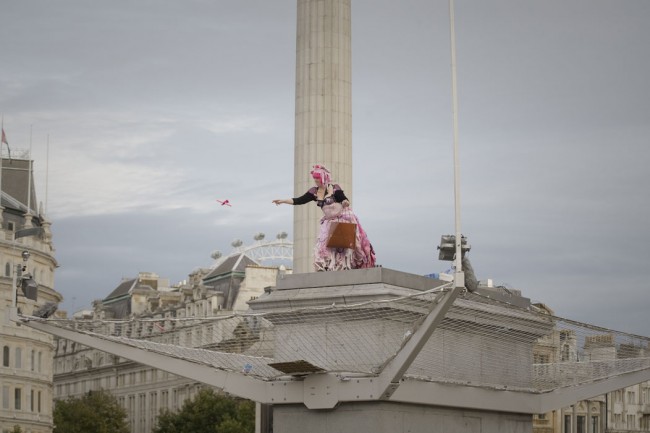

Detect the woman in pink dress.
[{"left": 273, "top": 164, "right": 376, "bottom": 271}]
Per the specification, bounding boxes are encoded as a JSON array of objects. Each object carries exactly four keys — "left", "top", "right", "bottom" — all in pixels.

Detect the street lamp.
[
  {"left": 10, "top": 227, "right": 53, "bottom": 319},
  {"left": 437, "top": 235, "right": 478, "bottom": 293},
  {"left": 12, "top": 250, "right": 38, "bottom": 304}
]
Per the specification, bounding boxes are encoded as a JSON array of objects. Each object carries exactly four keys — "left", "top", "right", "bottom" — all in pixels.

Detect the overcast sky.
[{"left": 2, "top": 0, "right": 649, "bottom": 335}]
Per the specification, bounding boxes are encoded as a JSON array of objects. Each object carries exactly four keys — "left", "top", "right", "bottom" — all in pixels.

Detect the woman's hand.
[
  {"left": 273, "top": 199, "right": 291, "bottom": 206},
  {"left": 342, "top": 199, "right": 350, "bottom": 208}
]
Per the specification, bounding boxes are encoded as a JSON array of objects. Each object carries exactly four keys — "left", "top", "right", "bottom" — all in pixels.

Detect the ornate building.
[
  {"left": 53, "top": 240, "right": 291, "bottom": 433},
  {"left": 532, "top": 305, "right": 650, "bottom": 433},
  {"left": 0, "top": 153, "right": 62, "bottom": 433}
]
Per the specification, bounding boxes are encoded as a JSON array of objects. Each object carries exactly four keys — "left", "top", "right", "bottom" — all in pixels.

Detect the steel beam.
[
  {"left": 376, "top": 286, "right": 462, "bottom": 399},
  {"left": 11, "top": 308, "right": 650, "bottom": 414}
]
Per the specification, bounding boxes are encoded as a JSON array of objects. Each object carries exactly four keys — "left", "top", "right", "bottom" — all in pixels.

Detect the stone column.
[{"left": 293, "top": 0, "right": 352, "bottom": 273}]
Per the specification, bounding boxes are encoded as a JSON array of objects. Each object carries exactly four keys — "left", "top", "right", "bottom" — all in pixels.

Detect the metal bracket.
[{"left": 376, "top": 286, "right": 462, "bottom": 399}]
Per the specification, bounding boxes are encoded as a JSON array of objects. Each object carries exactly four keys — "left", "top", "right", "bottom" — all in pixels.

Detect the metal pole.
[
  {"left": 27, "top": 125, "right": 33, "bottom": 215},
  {"left": 11, "top": 232, "right": 18, "bottom": 308},
  {"left": 0, "top": 114, "right": 4, "bottom": 225},
  {"left": 11, "top": 263, "right": 18, "bottom": 308},
  {"left": 449, "top": 0, "right": 464, "bottom": 288},
  {"left": 45, "top": 134, "right": 50, "bottom": 215}
]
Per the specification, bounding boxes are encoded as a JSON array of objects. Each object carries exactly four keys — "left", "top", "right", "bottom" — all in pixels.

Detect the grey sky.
[{"left": 2, "top": 0, "right": 649, "bottom": 335}]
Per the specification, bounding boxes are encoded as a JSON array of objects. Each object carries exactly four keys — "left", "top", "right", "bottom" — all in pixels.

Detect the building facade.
[
  {"left": 532, "top": 306, "right": 650, "bottom": 433},
  {"left": 53, "top": 252, "right": 288, "bottom": 433},
  {"left": 0, "top": 155, "right": 62, "bottom": 433}
]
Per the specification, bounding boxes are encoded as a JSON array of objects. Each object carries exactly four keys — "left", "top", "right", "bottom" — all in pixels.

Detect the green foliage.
[
  {"left": 11, "top": 426, "right": 23, "bottom": 433},
  {"left": 153, "top": 389, "right": 255, "bottom": 433},
  {"left": 53, "top": 390, "right": 130, "bottom": 433}
]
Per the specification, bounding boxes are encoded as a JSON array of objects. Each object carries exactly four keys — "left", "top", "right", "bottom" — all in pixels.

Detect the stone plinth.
[{"left": 249, "top": 267, "right": 554, "bottom": 390}]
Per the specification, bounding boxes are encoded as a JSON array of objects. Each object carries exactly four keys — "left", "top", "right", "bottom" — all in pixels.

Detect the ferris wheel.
[{"left": 209, "top": 232, "right": 293, "bottom": 269}]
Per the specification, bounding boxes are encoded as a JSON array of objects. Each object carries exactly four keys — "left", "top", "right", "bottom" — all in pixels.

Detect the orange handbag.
[{"left": 326, "top": 222, "right": 357, "bottom": 249}]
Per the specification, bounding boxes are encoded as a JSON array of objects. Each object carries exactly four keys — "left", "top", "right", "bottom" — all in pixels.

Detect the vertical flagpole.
[
  {"left": 45, "top": 134, "right": 50, "bottom": 216},
  {"left": 27, "top": 125, "right": 33, "bottom": 215},
  {"left": 449, "top": 0, "right": 464, "bottom": 288},
  {"left": 0, "top": 114, "right": 4, "bottom": 226}
]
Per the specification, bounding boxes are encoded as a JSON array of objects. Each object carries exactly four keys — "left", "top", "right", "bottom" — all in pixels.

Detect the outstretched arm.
[
  {"left": 274, "top": 190, "right": 316, "bottom": 206},
  {"left": 272, "top": 199, "right": 294, "bottom": 205}
]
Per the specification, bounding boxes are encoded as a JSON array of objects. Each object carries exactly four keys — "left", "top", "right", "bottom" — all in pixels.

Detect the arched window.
[
  {"left": 2, "top": 346, "right": 9, "bottom": 367},
  {"left": 5, "top": 262, "right": 10, "bottom": 277},
  {"left": 15, "top": 347, "right": 22, "bottom": 369}
]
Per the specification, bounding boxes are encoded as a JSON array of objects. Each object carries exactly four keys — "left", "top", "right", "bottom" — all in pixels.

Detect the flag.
[{"left": 1, "top": 128, "right": 10, "bottom": 159}]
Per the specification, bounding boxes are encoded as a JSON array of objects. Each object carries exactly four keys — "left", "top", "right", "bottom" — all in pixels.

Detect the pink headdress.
[{"left": 310, "top": 164, "right": 331, "bottom": 185}]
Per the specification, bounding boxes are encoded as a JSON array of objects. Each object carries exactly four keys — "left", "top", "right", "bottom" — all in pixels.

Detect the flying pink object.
[{"left": 216, "top": 199, "right": 232, "bottom": 207}]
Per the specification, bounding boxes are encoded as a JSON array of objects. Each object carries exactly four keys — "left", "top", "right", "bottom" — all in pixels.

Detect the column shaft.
[{"left": 293, "top": 0, "right": 352, "bottom": 273}]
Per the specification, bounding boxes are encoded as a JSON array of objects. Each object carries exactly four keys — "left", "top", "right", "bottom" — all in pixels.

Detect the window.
[
  {"left": 2, "top": 346, "right": 9, "bottom": 367},
  {"left": 591, "top": 415, "right": 599, "bottom": 433},
  {"left": 31, "top": 390, "right": 34, "bottom": 412},
  {"left": 37, "top": 391, "right": 42, "bottom": 412},
  {"left": 4, "top": 262, "right": 10, "bottom": 277},
  {"left": 38, "top": 351, "right": 42, "bottom": 372},
  {"left": 565, "top": 414, "right": 572, "bottom": 433},
  {"left": 139, "top": 393, "right": 146, "bottom": 431},
  {"left": 150, "top": 392, "right": 158, "bottom": 427},
  {"left": 627, "top": 391, "right": 636, "bottom": 404},
  {"left": 2, "top": 386, "right": 9, "bottom": 409},
  {"left": 15, "top": 347, "right": 22, "bottom": 369},
  {"left": 561, "top": 344, "right": 571, "bottom": 361},
  {"left": 534, "top": 353, "right": 550, "bottom": 364},
  {"left": 641, "top": 415, "right": 650, "bottom": 430},
  {"left": 15, "top": 388, "right": 22, "bottom": 410},
  {"left": 31, "top": 350, "right": 35, "bottom": 371},
  {"left": 7, "top": 221, "right": 15, "bottom": 231},
  {"left": 577, "top": 415, "right": 585, "bottom": 433},
  {"left": 128, "top": 395, "right": 136, "bottom": 431}
]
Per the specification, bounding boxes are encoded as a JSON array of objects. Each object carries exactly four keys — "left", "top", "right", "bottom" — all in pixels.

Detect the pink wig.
[{"left": 310, "top": 164, "right": 331, "bottom": 185}]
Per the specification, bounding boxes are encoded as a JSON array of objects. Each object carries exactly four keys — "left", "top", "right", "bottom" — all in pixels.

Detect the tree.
[
  {"left": 10, "top": 426, "right": 23, "bottom": 433},
  {"left": 53, "top": 390, "right": 130, "bottom": 433},
  {"left": 153, "top": 388, "right": 255, "bottom": 433}
]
